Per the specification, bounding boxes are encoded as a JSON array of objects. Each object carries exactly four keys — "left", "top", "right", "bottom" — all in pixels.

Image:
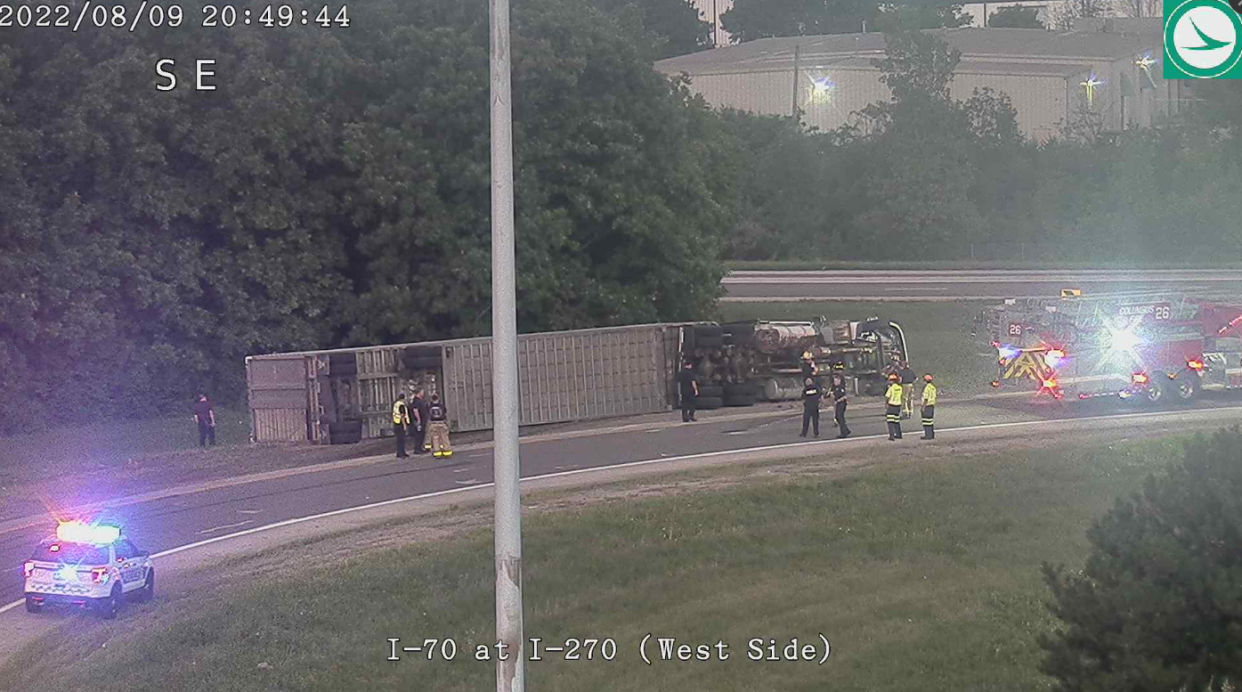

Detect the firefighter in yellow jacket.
[
  {"left": 921, "top": 373, "right": 938, "bottom": 440},
  {"left": 884, "top": 372, "right": 903, "bottom": 440},
  {"left": 392, "top": 393, "right": 411, "bottom": 458}
]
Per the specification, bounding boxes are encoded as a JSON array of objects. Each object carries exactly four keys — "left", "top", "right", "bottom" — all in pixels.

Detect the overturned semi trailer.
[{"left": 246, "top": 323, "right": 691, "bottom": 444}]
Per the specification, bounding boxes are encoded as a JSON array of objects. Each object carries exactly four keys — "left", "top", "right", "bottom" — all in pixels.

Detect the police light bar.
[
  {"left": 56, "top": 521, "right": 121, "bottom": 545},
  {"left": 1188, "top": 359, "right": 1205, "bottom": 371}
]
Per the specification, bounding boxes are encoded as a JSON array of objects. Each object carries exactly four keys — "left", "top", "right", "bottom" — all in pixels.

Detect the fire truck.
[
  {"left": 976, "top": 291, "right": 1242, "bottom": 403},
  {"left": 680, "top": 317, "right": 910, "bottom": 408}
]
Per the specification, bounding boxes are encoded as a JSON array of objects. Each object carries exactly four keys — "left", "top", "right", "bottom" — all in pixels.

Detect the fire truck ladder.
[{"left": 988, "top": 291, "right": 1229, "bottom": 346}]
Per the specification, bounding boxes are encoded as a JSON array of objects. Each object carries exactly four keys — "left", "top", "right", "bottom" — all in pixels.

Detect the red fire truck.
[{"left": 977, "top": 291, "right": 1242, "bottom": 403}]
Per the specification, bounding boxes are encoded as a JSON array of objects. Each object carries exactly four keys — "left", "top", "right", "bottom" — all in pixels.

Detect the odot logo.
[{"left": 1164, "top": 0, "right": 1242, "bottom": 78}]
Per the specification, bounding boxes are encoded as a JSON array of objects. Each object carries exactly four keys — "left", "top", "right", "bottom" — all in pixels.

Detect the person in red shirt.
[{"left": 193, "top": 393, "right": 216, "bottom": 447}]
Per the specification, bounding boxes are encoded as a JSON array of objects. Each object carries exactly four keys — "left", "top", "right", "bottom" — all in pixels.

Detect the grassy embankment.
[{"left": 0, "top": 434, "right": 1194, "bottom": 691}]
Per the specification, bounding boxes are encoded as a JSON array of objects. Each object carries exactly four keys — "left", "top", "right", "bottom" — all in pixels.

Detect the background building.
[{"left": 655, "top": 19, "right": 1186, "bottom": 142}]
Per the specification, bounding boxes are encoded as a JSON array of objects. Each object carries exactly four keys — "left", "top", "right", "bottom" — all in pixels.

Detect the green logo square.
[{"left": 1163, "top": 0, "right": 1242, "bottom": 78}]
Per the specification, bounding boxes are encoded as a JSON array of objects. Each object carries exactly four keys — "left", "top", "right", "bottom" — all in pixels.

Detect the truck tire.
[
  {"left": 723, "top": 394, "right": 757, "bottom": 407},
  {"left": 698, "top": 385, "right": 723, "bottom": 398},
  {"left": 724, "top": 382, "right": 759, "bottom": 398},
  {"left": 694, "top": 325, "right": 724, "bottom": 339},
  {"left": 1137, "top": 372, "right": 1167, "bottom": 405},
  {"left": 1173, "top": 371, "right": 1200, "bottom": 403},
  {"left": 696, "top": 396, "right": 723, "bottom": 410},
  {"left": 25, "top": 596, "right": 41, "bottom": 613}
]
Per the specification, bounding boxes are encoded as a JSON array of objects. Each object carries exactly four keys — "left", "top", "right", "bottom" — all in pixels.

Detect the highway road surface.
[
  {"left": 721, "top": 269, "right": 1242, "bottom": 301},
  {"left": 4, "top": 392, "right": 1242, "bottom": 611}
]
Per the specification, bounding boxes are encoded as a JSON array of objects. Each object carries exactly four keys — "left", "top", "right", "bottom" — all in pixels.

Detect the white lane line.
[
  {"left": 237, "top": 510, "right": 262, "bottom": 515},
  {"left": 453, "top": 468, "right": 469, "bottom": 473},
  {"left": 454, "top": 479, "right": 480, "bottom": 485},
  {"left": 4, "top": 404, "right": 1242, "bottom": 616},
  {"left": 198, "top": 521, "right": 252, "bottom": 535}
]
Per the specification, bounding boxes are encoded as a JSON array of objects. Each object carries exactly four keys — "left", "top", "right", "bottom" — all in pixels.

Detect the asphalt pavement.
[
  {"left": 721, "top": 269, "right": 1242, "bottom": 301},
  {"left": 4, "top": 392, "right": 1242, "bottom": 608}
]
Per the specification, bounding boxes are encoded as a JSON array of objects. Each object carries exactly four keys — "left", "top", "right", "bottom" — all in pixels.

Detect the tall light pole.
[{"left": 489, "top": 0, "right": 525, "bottom": 688}]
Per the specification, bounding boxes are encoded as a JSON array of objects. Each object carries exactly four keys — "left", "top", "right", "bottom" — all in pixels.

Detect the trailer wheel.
[
  {"left": 1173, "top": 371, "right": 1200, "bottom": 403},
  {"left": 724, "top": 382, "right": 760, "bottom": 398},
  {"left": 698, "top": 385, "right": 723, "bottom": 399},
  {"left": 695, "top": 396, "right": 724, "bottom": 410}
]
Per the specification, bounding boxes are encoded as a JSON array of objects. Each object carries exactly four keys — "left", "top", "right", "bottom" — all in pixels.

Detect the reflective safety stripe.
[
  {"left": 922, "top": 419, "right": 935, "bottom": 426},
  {"left": 886, "top": 415, "right": 901, "bottom": 422}
]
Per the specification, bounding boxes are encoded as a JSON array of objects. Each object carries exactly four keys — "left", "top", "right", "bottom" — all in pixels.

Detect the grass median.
[
  {"left": 719, "top": 300, "right": 996, "bottom": 399},
  {"left": 0, "top": 434, "right": 1193, "bottom": 691}
]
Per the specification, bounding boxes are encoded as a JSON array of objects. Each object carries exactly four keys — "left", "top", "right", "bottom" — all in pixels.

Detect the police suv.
[{"left": 23, "top": 521, "right": 155, "bottom": 619}]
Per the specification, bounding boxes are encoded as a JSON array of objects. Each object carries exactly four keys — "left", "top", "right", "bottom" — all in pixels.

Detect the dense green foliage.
[
  {"left": 1039, "top": 427, "right": 1242, "bottom": 690},
  {"left": 718, "top": 31, "right": 1242, "bottom": 263},
  {"left": 721, "top": 0, "right": 970, "bottom": 42},
  {"left": 0, "top": 0, "right": 733, "bottom": 432},
  {"left": 589, "top": 0, "right": 713, "bottom": 59},
  {"left": 987, "top": 5, "right": 1046, "bottom": 28}
]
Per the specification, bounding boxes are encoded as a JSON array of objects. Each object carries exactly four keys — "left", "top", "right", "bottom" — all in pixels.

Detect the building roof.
[{"left": 654, "top": 26, "right": 1160, "bottom": 76}]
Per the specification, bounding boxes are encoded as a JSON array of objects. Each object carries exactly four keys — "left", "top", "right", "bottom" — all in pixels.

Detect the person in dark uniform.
[
  {"left": 899, "top": 361, "right": 917, "bottom": 419},
  {"left": 678, "top": 361, "right": 699, "bottom": 422},
  {"left": 830, "top": 373, "right": 851, "bottom": 439},
  {"left": 392, "top": 393, "right": 411, "bottom": 458},
  {"left": 800, "top": 376, "right": 823, "bottom": 438},
  {"left": 412, "top": 389, "right": 429, "bottom": 454},
  {"left": 193, "top": 393, "right": 216, "bottom": 447}
]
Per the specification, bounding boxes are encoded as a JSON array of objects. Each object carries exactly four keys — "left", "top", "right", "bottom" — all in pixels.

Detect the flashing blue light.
[{"left": 997, "top": 345, "right": 1021, "bottom": 361}]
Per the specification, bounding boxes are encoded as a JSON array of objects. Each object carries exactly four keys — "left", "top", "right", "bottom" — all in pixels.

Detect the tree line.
[
  {"left": 1, "top": 0, "right": 1240, "bottom": 434},
  {"left": 722, "top": 34, "right": 1242, "bottom": 264},
  {"left": 0, "top": 0, "right": 732, "bottom": 432}
]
